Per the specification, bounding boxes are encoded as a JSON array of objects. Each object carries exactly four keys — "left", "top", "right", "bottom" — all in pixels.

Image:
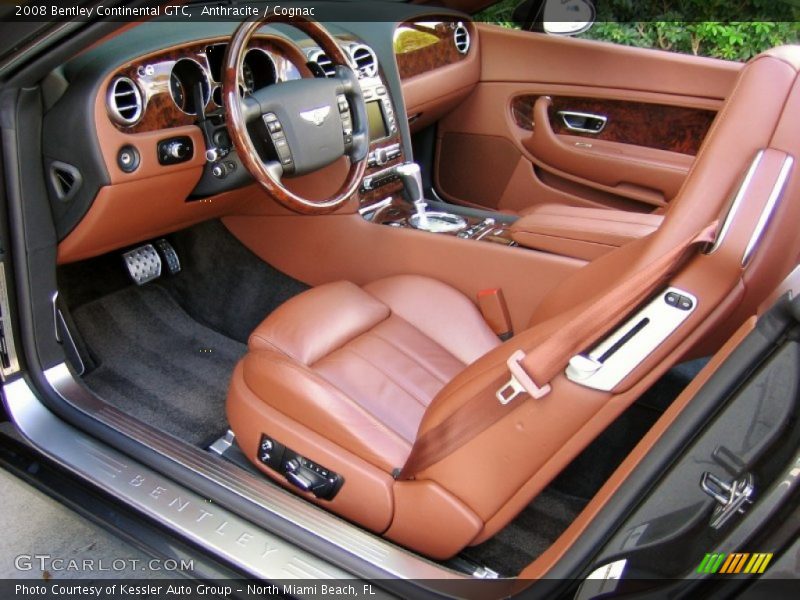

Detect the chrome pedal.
[
  {"left": 154, "top": 238, "right": 181, "bottom": 275},
  {"left": 122, "top": 244, "right": 162, "bottom": 285}
]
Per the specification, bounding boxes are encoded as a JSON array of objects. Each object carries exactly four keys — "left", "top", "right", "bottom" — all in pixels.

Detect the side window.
[{"left": 474, "top": 0, "right": 799, "bottom": 61}]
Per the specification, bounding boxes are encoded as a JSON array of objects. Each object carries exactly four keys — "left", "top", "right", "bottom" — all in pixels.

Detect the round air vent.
[
  {"left": 308, "top": 48, "right": 336, "bottom": 78},
  {"left": 454, "top": 22, "right": 471, "bottom": 54},
  {"left": 106, "top": 76, "right": 143, "bottom": 126},
  {"left": 349, "top": 44, "right": 378, "bottom": 78}
]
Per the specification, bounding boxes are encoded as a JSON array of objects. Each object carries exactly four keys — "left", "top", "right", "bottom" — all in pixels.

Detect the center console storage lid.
[{"left": 509, "top": 204, "right": 663, "bottom": 261}]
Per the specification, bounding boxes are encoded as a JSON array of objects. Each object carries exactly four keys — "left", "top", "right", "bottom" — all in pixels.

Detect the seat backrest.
[{"left": 400, "top": 46, "right": 800, "bottom": 556}]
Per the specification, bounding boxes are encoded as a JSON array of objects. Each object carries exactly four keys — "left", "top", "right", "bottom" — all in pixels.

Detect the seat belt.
[{"left": 398, "top": 221, "right": 718, "bottom": 480}]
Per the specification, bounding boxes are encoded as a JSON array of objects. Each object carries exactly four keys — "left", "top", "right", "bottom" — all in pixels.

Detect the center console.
[
  {"left": 349, "top": 71, "right": 518, "bottom": 251},
  {"left": 358, "top": 161, "right": 519, "bottom": 248}
]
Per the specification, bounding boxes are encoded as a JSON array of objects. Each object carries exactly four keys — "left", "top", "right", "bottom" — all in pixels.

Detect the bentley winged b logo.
[{"left": 299, "top": 105, "right": 331, "bottom": 126}]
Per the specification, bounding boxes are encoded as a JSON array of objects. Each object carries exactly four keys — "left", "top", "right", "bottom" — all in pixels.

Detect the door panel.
[
  {"left": 434, "top": 24, "right": 743, "bottom": 214},
  {"left": 511, "top": 95, "right": 717, "bottom": 155},
  {"left": 522, "top": 95, "right": 694, "bottom": 208}
]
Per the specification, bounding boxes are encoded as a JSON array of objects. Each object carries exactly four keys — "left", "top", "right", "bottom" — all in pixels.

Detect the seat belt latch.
[{"left": 496, "top": 349, "right": 551, "bottom": 404}]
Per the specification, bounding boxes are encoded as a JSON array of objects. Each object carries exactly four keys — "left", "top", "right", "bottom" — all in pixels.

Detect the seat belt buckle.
[
  {"left": 496, "top": 349, "right": 551, "bottom": 404},
  {"left": 477, "top": 288, "right": 513, "bottom": 341}
]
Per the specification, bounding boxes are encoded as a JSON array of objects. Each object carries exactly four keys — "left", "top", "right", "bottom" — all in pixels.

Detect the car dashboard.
[{"left": 41, "top": 5, "right": 479, "bottom": 264}]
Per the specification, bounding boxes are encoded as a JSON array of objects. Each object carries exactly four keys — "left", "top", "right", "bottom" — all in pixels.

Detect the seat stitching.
[
  {"left": 364, "top": 288, "right": 487, "bottom": 363},
  {"left": 339, "top": 345, "right": 431, "bottom": 410},
  {"left": 367, "top": 329, "right": 453, "bottom": 385},
  {"left": 249, "top": 352, "right": 412, "bottom": 453},
  {"left": 304, "top": 311, "right": 391, "bottom": 368}
]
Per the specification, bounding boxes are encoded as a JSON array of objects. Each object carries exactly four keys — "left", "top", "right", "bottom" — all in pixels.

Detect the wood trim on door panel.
[
  {"left": 523, "top": 96, "right": 691, "bottom": 205},
  {"left": 435, "top": 82, "right": 725, "bottom": 213},
  {"left": 512, "top": 95, "right": 717, "bottom": 155},
  {"left": 433, "top": 24, "right": 738, "bottom": 211}
]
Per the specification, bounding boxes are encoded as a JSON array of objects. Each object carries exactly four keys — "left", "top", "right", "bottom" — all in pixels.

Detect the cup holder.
[{"left": 408, "top": 211, "right": 467, "bottom": 233}]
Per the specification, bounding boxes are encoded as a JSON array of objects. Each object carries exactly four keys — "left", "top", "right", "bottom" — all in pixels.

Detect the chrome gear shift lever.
[
  {"left": 393, "top": 162, "right": 466, "bottom": 233},
  {"left": 395, "top": 163, "right": 429, "bottom": 228}
]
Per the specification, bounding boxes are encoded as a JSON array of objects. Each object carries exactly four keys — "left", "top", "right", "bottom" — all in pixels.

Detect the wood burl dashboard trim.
[{"left": 395, "top": 20, "right": 471, "bottom": 80}]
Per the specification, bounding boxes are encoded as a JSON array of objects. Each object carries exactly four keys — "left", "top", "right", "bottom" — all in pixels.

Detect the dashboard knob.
[
  {"left": 374, "top": 148, "right": 389, "bottom": 166},
  {"left": 205, "top": 146, "right": 229, "bottom": 163},
  {"left": 166, "top": 141, "right": 187, "bottom": 159}
]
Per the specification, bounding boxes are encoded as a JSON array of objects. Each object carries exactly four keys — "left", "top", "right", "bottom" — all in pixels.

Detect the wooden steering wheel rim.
[{"left": 222, "top": 16, "right": 367, "bottom": 214}]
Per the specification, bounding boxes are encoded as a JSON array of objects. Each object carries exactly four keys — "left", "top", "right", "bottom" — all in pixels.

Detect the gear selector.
[{"left": 395, "top": 162, "right": 466, "bottom": 233}]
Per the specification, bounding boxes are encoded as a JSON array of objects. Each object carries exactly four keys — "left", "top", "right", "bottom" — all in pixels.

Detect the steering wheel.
[{"left": 222, "top": 16, "right": 369, "bottom": 214}]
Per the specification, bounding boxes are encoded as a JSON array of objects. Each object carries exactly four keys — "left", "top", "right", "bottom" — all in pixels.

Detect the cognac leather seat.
[
  {"left": 227, "top": 46, "right": 800, "bottom": 560},
  {"left": 230, "top": 275, "right": 500, "bottom": 476}
]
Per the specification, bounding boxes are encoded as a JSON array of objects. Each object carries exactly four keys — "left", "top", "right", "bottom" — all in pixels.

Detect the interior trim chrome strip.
[
  {"left": 358, "top": 196, "right": 393, "bottom": 215},
  {"left": 40, "top": 363, "right": 469, "bottom": 581},
  {"left": 1, "top": 377, "right": 357, "bottom": 584},
  {"left": 706, "top": 150, "right": 764, "bottom": 256},
  {"left": 741, "top": 155, "right": 794, "bottom": 267},
  {"left": 0, "top": 263, "right": 21, "bottom": 380}
]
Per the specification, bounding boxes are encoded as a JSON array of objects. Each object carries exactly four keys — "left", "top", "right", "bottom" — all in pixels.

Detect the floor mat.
[
  {"left": 461, "top": 488, "right": 588, "bottom": 577},
  {"left": 72, "top": 285, "right": 246, "bottom": 445},
  {"left": 156, "top": 220, "right": 310, "bottom": 343}
]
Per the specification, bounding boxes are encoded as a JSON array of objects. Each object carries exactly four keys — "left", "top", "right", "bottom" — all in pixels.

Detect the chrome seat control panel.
[
  {"left": 258, "top": 434, "right": 344, "bottom": 501},
  {"left": 566, "top": 287, "right": 698, "bottom": 391}
]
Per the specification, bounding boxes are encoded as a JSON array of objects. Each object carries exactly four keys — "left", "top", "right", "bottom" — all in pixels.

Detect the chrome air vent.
[
  {"left": 106, "top": 76, "right": 143, "bottom": 125},
  {"left": 308, "top": 48, "right": 336, "bottom": 77},
  {"left": 350, "top": 44, "right": 378, "bottom": 78},
  {"left": 309, "top": 44, "right": 379, "bottom": 79},
  {"left": 454, "top": 22, "right": 471, "bottom": 54}
]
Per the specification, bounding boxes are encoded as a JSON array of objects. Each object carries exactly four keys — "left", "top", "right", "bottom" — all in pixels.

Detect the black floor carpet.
[
  {"left": 461, "top": 489, "right": 588, "bottom": 577},
  {"left": 72, "top": 285, "right": 246, "bottom": 445},
  {"left": 155, "top": 220, "right": 310, "bottom": 343},
  {"left": 60, "top": 219, "right": 311, "bottom": 445}
]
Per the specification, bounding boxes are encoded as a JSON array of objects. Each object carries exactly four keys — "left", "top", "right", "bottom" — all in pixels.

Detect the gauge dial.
[
  {"left": 241, "top": 63, "right": 255, "bottom": 94},
  {"left": 243, "top": 49, "right": 278, "bottom": 92},
  {"left": 169, "top": 72, "right": 187, "bottom": 112},
  {"left": 168, "top": 58, "right": 209, "bottom": 115}
]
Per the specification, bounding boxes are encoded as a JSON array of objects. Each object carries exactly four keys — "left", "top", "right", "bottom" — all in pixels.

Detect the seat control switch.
[{"left": 257, "top": 435, "right": 344, "bottom": 500}]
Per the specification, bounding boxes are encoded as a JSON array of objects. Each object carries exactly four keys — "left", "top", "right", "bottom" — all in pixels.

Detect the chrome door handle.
[{"left": 557, "top": 110, "right": 607, "bottom": 134}]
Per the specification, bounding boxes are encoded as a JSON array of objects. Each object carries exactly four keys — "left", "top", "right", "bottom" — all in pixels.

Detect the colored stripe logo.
[{"left": 697, "top": 552, "right": 773, "bottom": 574}]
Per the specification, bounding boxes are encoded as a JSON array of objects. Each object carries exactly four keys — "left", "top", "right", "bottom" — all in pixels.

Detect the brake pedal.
[
  {"left": 122, "top": 244, "right": 161, "bottom": 285},
  {"left": 154, "top": 238, "right": 181, "bottom": 275}
]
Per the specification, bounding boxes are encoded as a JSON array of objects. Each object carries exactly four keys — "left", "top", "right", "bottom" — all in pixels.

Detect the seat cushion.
[{"left": 234, "top": 275, "right": 501, "bottom": 471}]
